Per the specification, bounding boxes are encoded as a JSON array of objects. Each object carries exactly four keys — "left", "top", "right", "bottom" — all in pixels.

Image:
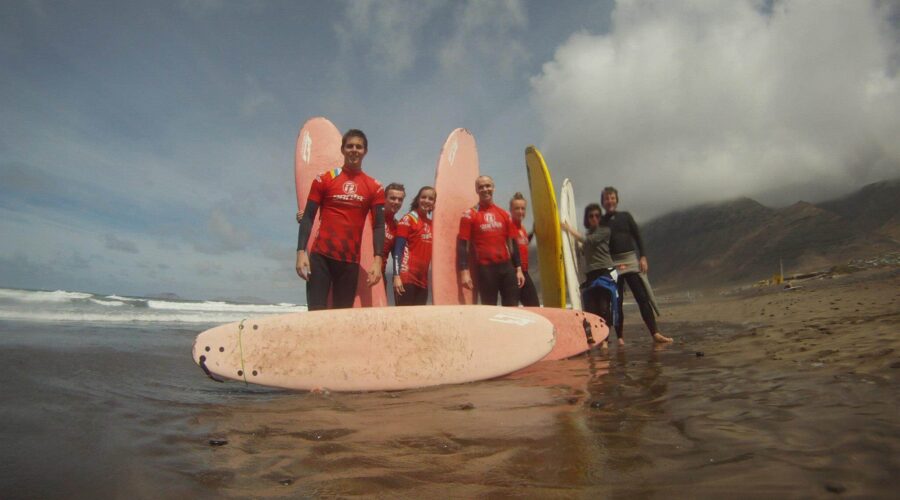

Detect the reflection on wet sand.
[
  {"left": 191, "top": 268, "right": 900, "bottom": 498},
  {"left": 195, "top": 355, "right": 614, "bottom": 497}
]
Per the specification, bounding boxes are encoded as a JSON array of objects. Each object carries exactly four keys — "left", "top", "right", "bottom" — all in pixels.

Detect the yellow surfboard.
[{"left": 525, "top": 146, "right": 565, "bottom": 308}]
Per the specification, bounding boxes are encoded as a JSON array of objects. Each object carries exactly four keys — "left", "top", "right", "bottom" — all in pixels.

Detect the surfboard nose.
[
  {"left": 590, "top": 315, "right": 609, "bottom": 345},
  {"left": 192, "top": 329, "right": 226, "bottom": 383}
]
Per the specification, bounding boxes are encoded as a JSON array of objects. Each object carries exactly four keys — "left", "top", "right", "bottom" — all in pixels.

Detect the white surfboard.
[
  {"left": 560, "top": 179, "right": 582, "bottom": 310},
  {"left": 193, "top": 305, "right": 555, "bottom": 392}
]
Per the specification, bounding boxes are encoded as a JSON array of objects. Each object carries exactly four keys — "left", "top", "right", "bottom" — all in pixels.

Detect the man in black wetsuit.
[{"left": 602, "top": 186, "right": 673, "bottom": 344}]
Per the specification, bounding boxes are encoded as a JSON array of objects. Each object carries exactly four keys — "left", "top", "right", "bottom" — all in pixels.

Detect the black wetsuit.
[{"left": 602, "top": 211, "right": 659, "bottom": 339}]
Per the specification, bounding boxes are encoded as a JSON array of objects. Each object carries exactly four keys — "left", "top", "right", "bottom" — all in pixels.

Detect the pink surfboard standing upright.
[
  {"left": 431, "top": 129, "right": 480, "bottom": 305},
  {"left": 294, "top": 117, "right": 387, "bottom": 307}
]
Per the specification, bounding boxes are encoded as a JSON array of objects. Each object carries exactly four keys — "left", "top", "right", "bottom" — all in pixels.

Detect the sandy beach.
[
  {"left": 1, "top": 268, "right": 897, "bottom": 498},
  {"left": 658, "top": 266, "right": 900, "bottom": 380},
  {"left": 180, "top": 267, "right": 899, "bottom": 497}
]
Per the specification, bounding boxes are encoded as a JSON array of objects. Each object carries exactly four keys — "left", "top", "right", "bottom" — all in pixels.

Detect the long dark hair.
[
  {"left": 583, "top": 203, "right": 602, "bottom": 229},
  {"left": 410, "top": 186, "right": 436, "bottom": 211}
]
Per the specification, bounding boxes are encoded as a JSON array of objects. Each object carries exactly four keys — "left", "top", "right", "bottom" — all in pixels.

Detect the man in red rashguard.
[
  {"left": 509, "top": 192, "right": 539, "bottom": 306},
  {"left": 382, "top": 183, "right": 406, "bottom": 278},
  {"left": 295, "top": 129, "right": 386, "bottom": 310},
  {"left": 458, "top": 175, "right": 525, "bottom": 306}
]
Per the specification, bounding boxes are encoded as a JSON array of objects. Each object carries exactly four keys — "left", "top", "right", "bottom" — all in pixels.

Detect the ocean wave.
[
  {"left": 146, "top": 299, "right": 304, "bottom": 314},
  {"left": 0, "top": 309, "right": 306, "bottom": 325},
  {"left": 0, "top": 286, "right": 308, "bottom": 324},
  {"left": 0, "top": 288, "right": 93, "bottom": 302},
  {"left": 90, "top": 298, "right": 126, "bottom": 307},
  {"left": 105, "top": 294, "right": 144, "bottom": 302}
]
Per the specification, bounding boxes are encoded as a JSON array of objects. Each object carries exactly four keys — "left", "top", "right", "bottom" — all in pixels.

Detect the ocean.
[{"left": 0, "top": 287, "right": 307, "bottom": 324}]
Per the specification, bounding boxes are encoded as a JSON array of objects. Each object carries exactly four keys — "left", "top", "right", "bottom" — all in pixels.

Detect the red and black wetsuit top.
[
  {"left": 512, "top": 219, "right": 530, "bottom": 272},
  {"left": 308, "top": 167, "right": 385, "bottom": 263},
  {"left": 458, "top": 202, "right": 517, "bottom": 265},
  {"left": 396, "top": 209, "right": 433, "bottom": 288},
  {"left": 382, "top": 214, "right": 398, "bottom": 274}
]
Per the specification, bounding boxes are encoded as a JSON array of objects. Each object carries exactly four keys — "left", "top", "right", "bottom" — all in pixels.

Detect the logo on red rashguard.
[{"left": 342, "top": 181, "right": 357, "bottom": 195}]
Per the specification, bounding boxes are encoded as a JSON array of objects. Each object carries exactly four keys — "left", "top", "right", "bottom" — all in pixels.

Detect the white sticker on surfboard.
[
  {"left": 301, "top": 130, "right": 312, "bottom": 164},
  {"left": 489, "top": 312, "right": 536, "bottom": 327}
]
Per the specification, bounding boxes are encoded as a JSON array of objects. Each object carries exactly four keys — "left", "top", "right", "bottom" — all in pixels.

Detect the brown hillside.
[{"left": 641, "top": 180, "right": 900, "bottom": 289}]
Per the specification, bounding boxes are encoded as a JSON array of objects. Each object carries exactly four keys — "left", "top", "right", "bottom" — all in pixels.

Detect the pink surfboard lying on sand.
[
  {"left": 431, "top": 128, "right": 480, "bottom": 305},
  {"left": 193, "top": 306, "right": 556, "bottom": 391},
  {"left": 523, "top": 307, "right": 609, "bottom": 361},
  {"left": 294, "top": 117, "right": 387, "bottom": 307}
]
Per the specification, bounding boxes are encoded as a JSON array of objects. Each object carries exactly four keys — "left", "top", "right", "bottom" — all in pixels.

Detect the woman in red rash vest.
[
  {"left": 295, "top": 129, "right": 386, "bottom": 310},
  {"left": 392, "top": 186, "right": 436, "bottom": 306},
  {"left": 509, "top": 192, "right": 540, "bottom": 306},
  {"left": 458, "top": 175, "right": 525, "bottom": 306}
]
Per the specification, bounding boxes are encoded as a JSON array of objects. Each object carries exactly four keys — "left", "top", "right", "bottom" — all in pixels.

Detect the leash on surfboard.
[
  {"left": 582, "top": 317, "right": 596, "bottom": 346},
  {"left": 198, "top": 355, "right": 224, "bottom": 382},
  {"left": 237, "top": 319, "right": 249, "bottom": 385}
]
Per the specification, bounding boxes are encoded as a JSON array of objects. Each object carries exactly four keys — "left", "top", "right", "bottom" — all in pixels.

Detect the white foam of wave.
[
  {"left": 90, "top": 298, "right": 126, "bottom": 307},
  {"left": 0, "top": 308, "right": 306, "bottom": 324},
  {"left": 146, "top": 299, "right": 304, "bottom": 314},
  {"left": 0, "top": 288, "right": 93, "bottom": 302},
  {"left": 106, "top": 295, "right": 143, "bottom": 302}
]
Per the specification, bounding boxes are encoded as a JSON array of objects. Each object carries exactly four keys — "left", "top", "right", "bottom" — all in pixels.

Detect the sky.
[{"left": 1, "top": 0, "right": 898, "bottom": 303}]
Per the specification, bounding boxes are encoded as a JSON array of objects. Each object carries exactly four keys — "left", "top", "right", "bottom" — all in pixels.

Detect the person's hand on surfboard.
[
  {"left": 296, "top": 210, "right": 304, "bottom": 223},
  {"left": 295, "top": 251, "right": 311, "bottom": 280},
  {"left": 393, "top": 275, "right": 405, "bottom": 296},
  {"left": 460, "top": 269, "right": 474, "bottom": 290},
  {"left": 367, "top": 256, "right": 383, "bottom": 286}
]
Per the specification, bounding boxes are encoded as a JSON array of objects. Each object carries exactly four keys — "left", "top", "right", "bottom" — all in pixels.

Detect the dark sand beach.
[{"left": 1, "top": 268, "right": 897, "bottom": 498}]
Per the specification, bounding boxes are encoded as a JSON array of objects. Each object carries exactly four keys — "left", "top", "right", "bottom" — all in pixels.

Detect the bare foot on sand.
[
  {"left": 599, "top": 340, "right": 609, "bottom": 350},
  {"left": 617, "top": 338, "right": 625, "bottom": 347},
  {"left": 653, "top": 332, "right": 674, "bottom": 343}
]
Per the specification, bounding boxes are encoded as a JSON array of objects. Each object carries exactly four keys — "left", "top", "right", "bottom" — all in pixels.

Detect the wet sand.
[
  {"left": 1, "top": 268, "right": 897, "bottom": 498},
  {"left": 188, "top": 268, "right": 899, "bottom": 497}
]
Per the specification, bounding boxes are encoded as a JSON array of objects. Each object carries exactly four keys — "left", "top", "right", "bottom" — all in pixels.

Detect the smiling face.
[
  {"left": 510, "top": 199, "right": 526, "bottom": 223},
  {"left": 475, "top": 176, "right": 494, "bottom": 205},
  {"left": 341, "top": 136, "right": 367, "bottom": 170},
  {"left": 416, "top": 188, "right": 436, "bottom": 213},
  {"left": 601, "top": 190, "right": 618, "bottom": 213},
  {"left": 385, "top": 188, "right": 405, "bottom": 216}
]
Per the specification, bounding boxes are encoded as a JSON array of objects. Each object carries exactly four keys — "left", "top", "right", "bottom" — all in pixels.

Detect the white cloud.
[
  {"left": 439, "top": 0, "right": 529, "bottom": 79},
  {"left": 531, "top": 0, "right": 900, "bottom": 220},
  {"left": 335, "top": 0, "right": 442, "bottom": 76}
]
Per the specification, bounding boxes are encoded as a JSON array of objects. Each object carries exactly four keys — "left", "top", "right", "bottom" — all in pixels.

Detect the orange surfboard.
[
  {"left": 193, "top": 306, "right": 556, "bottom": 391},
  {"left": 431, "top": 129, "right": 480, "bottom": 304},
  {"left": 524, "top": 307, "right": 609, "bottom": 361},
  {"left": 294, "top": 117, "right": 387, "bottom": 307}
]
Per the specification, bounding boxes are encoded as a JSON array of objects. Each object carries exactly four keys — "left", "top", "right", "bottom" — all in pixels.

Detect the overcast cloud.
[{"left": 532, "top": 0, "right": 900, "bottom": 219}]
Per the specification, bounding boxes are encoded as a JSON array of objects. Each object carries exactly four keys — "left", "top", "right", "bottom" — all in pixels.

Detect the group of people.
[{"left": 295, "top": 128, "right": 672, "bottom": 345}]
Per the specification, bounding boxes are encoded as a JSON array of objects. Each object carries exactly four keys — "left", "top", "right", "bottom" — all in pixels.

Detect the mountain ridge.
[{"left": 640, "top": 178, "right": 900, "bottom": 288}]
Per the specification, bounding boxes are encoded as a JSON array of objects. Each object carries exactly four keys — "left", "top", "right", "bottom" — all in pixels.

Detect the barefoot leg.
[{"left": 653, "top": 332, "right": 673, "bottom": 343}]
